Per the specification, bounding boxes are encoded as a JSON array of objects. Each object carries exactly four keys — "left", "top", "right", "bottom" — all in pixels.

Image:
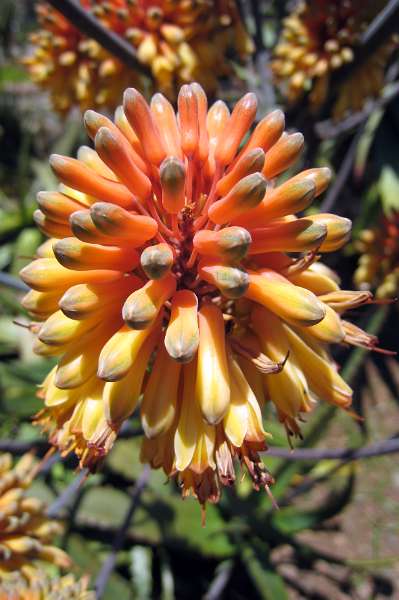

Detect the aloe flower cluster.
[
  {"left": 272, "top": 0, "right": 397, "bottom": 117},
  {"left": 0, "top": 453, "right": 70, "bottom": 582},
  {"left": 23, "top": 0, "right": 252, "bottom": 113},
  {"left": 20, "top": 84, "right": 380, "bottom": 506}
]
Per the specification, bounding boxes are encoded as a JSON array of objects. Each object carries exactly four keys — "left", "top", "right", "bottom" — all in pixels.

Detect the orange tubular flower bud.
[
  {"left": 37, "top": 191, "right": 86, "bottom": 222},
  {"left": 234, "top": 177, "right": 316, "bottom": 227},
  {"left": 196, "top": 303, "right": 230, "bottom": 425},
  {"left": 160, "top": 157, "right": 186, "bottom": 214},
  {"left": 248, "top": 219, "right": 327, "bottom": 254},
  {"left": 94, "top": 127, "right": 152, "bottom": 202},
  {"left": 246, "top": 269, "right": 326, "bottom": 326},
  {"left": 55, "top": 319, "right": 121, "bottom": 389},
  {"left": 178, "top": 84, "right": 199, "bottom": 158},
  {"left": 104, "top": 330, "right": 160, "bottom": 428},
  {"left": 193, "top": 226, "right": 252, "bottom": 261},
  {"left": 122, "top": 273, "right": 176, "bottom": 330},
  {"left": 216, "top": 148, "right": 265, "bottom": 197},
  {"left": 70, "top": 210, "right": 132, "bottom": 247},
  {"left": 214, "top": 93, "right": 258, "bottom": 166},
  {"left": 299, "top": 304, "right": 345, "bottom": 344},
  {"left": 205, "top": 100, "right": 230, "bottom": 178},
  {"left": 59, "top": 276, "right": 142, "bottom": 320},
  {"left": 20, "top": 258, "right": 122, "bottom": 292},
  {"left": 305, "top": 213, "right": 352, "bottom": 252},
  {"left": 53, "top": 238, "right": 139, "bottom": 272},
  {"left": 208, "top": 173, "right": 266, "bottom": 225},
  {"left": 98, "top": 314, "right": 162, "bottom": 382},
  {"left": 288, "top": 267, "right": 340, "bottom": 295},
  {"left": 123, "top": 88, "right": 166, "bottom": 166},
  {"left": 38, "top": 310, "right": 100, "bottom": 346},
  {"left": 90, "top": 203, "right": 157, "bottom": 245},
  {"left": 191, "top": 82, "right": 209, "bottom": 163},
  {"left": 141, "top": 342, "right": 181, "bottom": 438},
  {"left": 150, "top": 93, "right": 182, "bottom": 159},
  {"left": 262, "top": 132, "right": 304, "bottom": 179},
  {"left": 164, "top": 290, "right": 199, "bottom": 363},
  {"left": 33, "top": 210, "right": 73, "bottom": 239},
  {"left": 283, "top": 324, "right": 352, "bottom": 408},
  {"left": 77, "top": 145, "right": 117, "bottom": 180},
  {"left": 49, "top": 155, "right": 134, "bottom": 209},
  {"left": 114, "top": 106, "right": 147, "bottom": 162},
  {"left": 140, "top": 243, "right": 174, "bottom": 279},
  {"left": 199, "top": 260, "right": 249, "bottom": 299},
  {"left": 235, "top": 109, "right": 285, "bottom": 161},
  {"left": 290, "top": 167, "right": 332, "bottom": 197},
  {"left": 84, "top": 109, "right": 119, "bottom": 142},
  {"left": 21, "top": 289, "right": 63, "bottom": 318}
]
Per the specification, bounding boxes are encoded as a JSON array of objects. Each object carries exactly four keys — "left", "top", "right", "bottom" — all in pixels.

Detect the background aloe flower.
[
  {"left": 0, "top": 453, "right": 70, "bottom": 581},
  {"left": 20, "top": 83, "right": 383, "bottom": 506},
  {"left": 0, "top": 571, "right": 94, "bottom": 600},
  {"left": 23, "top": 0, "right": 253, "bottom": 114},
  {"left": 355, "top": 211, "right": 399, "bottom": 299},
  {"left": 271, "top": 0, "right": 398, "bottom": 117}
]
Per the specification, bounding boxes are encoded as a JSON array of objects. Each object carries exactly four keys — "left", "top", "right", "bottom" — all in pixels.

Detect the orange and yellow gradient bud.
[{"left": 21, "top": 83, "right": 385, "bottom": 507}]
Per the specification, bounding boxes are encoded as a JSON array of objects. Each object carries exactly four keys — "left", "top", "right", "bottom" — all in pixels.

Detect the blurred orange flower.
[{"left": 23, "top": 0, "right": 253, "bottom": 114}]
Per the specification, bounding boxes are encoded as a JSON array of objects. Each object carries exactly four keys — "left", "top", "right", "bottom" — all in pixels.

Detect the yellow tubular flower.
[
  {"left": 23, "top": 0, "right": 253, "bottom": 114},
  {"left": 22, "top": 83, "right": 382, "bottom": 506},
  {"left": 272, "top": 0, "right": 398, "bottom": 117},
  {"left": 0, "top": 454, "right": 71, "bottom": 584}
]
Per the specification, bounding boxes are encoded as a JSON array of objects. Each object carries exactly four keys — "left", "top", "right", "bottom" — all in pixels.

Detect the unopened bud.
[
  {"left": 194, "top": 226, "right": 251, "bottom": 261},
  {"left": 199, "top": 260, "right": 249, "bottom": 299},
  {"left": 160, "top": 157, "right": 186, "bottom": 213},
  {"left": 216, "top": 148, "right": 265, "bottom": 197},
  {"left": 209, "top": 173, "right": 266, "bottom": 225},
  {"left": 140, "top": 243, "right": 174, "bottom": 279}
]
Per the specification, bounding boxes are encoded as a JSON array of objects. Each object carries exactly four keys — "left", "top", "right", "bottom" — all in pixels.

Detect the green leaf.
[
  {"left": 379, "top": 165, "right": 399, "bottom": 215},
  {"left": 272, "top": 470, "right": 355, "bottom": 534},
  {"left": 242, "top": 545, "right": 288, "bottom": 600}
]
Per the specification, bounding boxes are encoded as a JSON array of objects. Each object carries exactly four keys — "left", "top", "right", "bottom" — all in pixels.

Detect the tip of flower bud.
[
  {"left": 140, "top": 243, "right": 174, "bottom": 279},
  {"left": 160, "top": 156, "right": 186, "bottom": 213}
]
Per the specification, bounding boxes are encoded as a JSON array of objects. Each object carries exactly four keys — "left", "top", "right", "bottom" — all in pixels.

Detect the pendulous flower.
[
  {"left": 271, "top": 0, "right": 398, "bottom": 118},
  {"left": 354, "top": 211, "right": 399, "bottom": 299},
  {"left": 21, "top": 83, "right": 381, "bottom": 506},
  {"left": 23, "top": 0, "right": 253, "bottom": 114},
  {"left": 0, "top": 453, "right": 70, "bottom": 583}
]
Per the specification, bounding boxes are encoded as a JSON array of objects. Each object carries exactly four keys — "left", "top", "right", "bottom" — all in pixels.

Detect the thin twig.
[
  {"left": 0, "top": 438, "right": 49, "bottom": 453},
  {"left": 361, "top": 0, "right": 399, "bottom": 47},
  {"left": 319, "top": 126, "right": 364, "bottom": 213},
  {"left": 46, "top": 0, "right": 151, "bottom": 77},
  {"left": 47, "top": 468, "right": 89, "bottom": 519},
  {"left": 95, "top": 465, "right": 151, "bottom": 599},
  {"left": 266, "top": 435, "right": 399, "bottom": 462},
  {"left": 315, "top": 80, "right": 399, "bottom": 140},
  {"left": 0, "top": 271, "right": 29, "bottom": 292}
]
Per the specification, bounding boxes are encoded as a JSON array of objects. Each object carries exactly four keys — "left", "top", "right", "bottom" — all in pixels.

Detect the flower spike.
[{"left": 21, "top": 82, "right": 381, "bottom": 508}]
